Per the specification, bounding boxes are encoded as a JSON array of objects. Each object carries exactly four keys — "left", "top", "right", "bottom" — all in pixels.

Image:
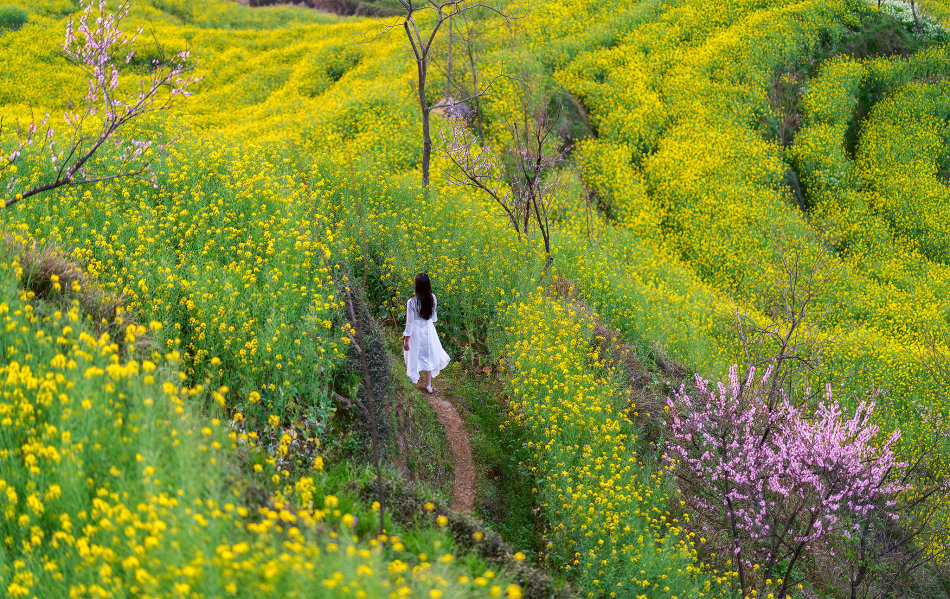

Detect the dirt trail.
[{"left": 426, "top": 390, "right": 476, "bottom": 513}]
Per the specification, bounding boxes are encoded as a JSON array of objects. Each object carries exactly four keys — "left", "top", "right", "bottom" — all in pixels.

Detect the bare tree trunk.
[
  {"left": 396, "top": 0, "right": 512, "bottom": 188},
  {"left": 911, "top": 0, "right": 922, "bottom": 35},
  {"left": 416, "top": 60, "right": 432, "bottom": 188},
  {"left": 445, "top": 18, "right": 453, "bottom": 98},
  {"left": 422, "top": 108, "right": 432, "bottom": 188},
  {"left": 468, "top": 45, "right": 483, "bottom": 139}
]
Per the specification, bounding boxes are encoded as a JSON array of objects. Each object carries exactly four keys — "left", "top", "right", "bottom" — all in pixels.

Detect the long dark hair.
[{"left": 414, "top": 272, "right": 434, "bottom": 320}]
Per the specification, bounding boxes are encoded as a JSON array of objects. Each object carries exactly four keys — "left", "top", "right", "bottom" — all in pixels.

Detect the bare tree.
[
  {"left": 432, "top": 3, "right": 498, "bottom": 139},
  {"left": 1, "top": 0, "right": 198, "bottom": 210},
  {"left": 909, "top": 0, "right": 924, "bottom": 36},
  {"left": 444, "top": 13, "right": 454, "bottom": 99},
  {"left": 372, "top": 0, "right": 511, "bottom": 188},
  {"left": 457, "top": 10, "right": 486, "bottom": 138},
  {"left": 732, "top": 243, "right": 842, "bottom": 409},
  {"left": 442, "top": 94, "right": 567, "bottom": 271}
]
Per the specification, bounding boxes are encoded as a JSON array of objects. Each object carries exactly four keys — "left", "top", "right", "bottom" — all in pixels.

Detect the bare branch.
[
  {"left": 402, "top": 20, "right": 424, "bottom": 63},
  {"left": 359, "top": 18, "right": 406, "bottom": 44},
  {"left": 5, "top": 164, "right": 149, "bottom": 209},
  {"left": 435, "top": 73, "right": 523, "bottom": 107}
]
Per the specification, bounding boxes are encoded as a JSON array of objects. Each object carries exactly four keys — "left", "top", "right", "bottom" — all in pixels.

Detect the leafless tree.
[
  {"left": 442, "top": 94, "right": 567, "bottom": 271},
  {"left": 909, "top": 0, "right": 924, "bottom": 35},
  {"left": 432, "top": 2, "right": 501, "bottom": 139},
  {"left": 732, "top": 243, "right": 842, "bottom": 409},
  {"left": 370, "top": 0, "right": 513, "bottom": 188}
]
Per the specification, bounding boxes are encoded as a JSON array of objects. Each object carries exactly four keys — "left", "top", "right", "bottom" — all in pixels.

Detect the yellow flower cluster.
[
  {"left": 920, "top": 0, "right": 950, "bottom": 25},
  {"left": 0, "top": 237, "right": 520, "bottom": 597},
  {"left": 501, "top": 291, "right": 727, "bottom": 597},
  {"left": 3, "top": 139, "right": 347, "bottom": 434}
]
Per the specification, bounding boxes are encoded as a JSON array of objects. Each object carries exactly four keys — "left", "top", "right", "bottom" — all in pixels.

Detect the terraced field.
[{"left": 0, "top": 0, "right": 949, "bottom": 597}]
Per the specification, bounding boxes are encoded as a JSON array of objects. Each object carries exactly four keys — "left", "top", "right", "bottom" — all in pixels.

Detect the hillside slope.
[{"left": 0, "top": 0, "right": 949, "bottom": 597}]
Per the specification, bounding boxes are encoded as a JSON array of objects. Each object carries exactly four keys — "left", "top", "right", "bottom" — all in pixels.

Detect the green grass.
[
  {"left": 383, "top": 326, "right": 456, "bottom": 500},
  {"left": 435, "top": 363, "right": 543, "bottom": 558},
  {"left": 0, "top": 5, "right": 26, "bottom": 30}
]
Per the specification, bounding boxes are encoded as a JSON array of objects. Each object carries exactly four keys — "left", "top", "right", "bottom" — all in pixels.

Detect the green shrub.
[{"left": 0, "top": 5, "right": 27, "bottom": 30}]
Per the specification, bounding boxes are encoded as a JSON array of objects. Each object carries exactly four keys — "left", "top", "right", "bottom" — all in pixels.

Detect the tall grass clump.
[{"left": 0, "top": 5, "right": 26, "bottom": 30}]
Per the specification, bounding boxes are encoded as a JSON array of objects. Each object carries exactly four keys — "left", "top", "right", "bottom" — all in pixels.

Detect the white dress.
[{"left": 403, "top": 294, "right": 451, "bottom": 384}]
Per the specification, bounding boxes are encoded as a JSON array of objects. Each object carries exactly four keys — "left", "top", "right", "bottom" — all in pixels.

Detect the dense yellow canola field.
[
  {"left": 0, "top": 2, "right": 526, "bottom": 597},
  {"left": 1, "top": 0, "right": 949, "bottom": 596},
  {"left": 544, "top": 0, "right": 950, "bottom": 562}
]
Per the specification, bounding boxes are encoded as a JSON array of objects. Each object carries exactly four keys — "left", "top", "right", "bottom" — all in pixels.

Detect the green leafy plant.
[{"left": 0, "top": 5, "right": 27, "bottom": 30}]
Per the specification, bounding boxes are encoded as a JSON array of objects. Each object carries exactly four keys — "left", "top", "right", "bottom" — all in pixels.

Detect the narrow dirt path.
[{"left": 426, "top": 390, "right": 476, "bottom": 513}]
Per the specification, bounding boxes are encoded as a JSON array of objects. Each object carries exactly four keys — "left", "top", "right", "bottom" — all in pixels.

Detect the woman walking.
[{"left": 403, "top": 272, "right": 451, "bottom": 393}]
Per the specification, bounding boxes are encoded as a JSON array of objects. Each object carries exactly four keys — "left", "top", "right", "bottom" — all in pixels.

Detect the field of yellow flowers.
[
  {"left": 2, "top": 0, "right": 950, "bottom": 596},
  {"left": 0, "top": 1, "right": 532, "bottom": 597},
  {"left": 0, "top": 239, "right": 530, "bottom": 597}
]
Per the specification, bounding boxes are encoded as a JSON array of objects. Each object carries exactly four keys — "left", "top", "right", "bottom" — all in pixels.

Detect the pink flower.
[{"left": 667, "top": 366, "right": 906, "bottom": 596}]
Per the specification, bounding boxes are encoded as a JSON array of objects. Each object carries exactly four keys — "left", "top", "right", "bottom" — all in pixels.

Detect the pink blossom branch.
[
  {"left": 2, "top": 0, "right": 199, "bottom": 210},
  {"left": 666, "top": 366, "right": 907, "bottom": 597},
  {"left": 440, "top": 99, "right": 566, "bottom": 270}
]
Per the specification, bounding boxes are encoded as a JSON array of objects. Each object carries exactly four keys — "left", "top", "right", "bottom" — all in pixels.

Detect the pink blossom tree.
[
  {"left": 441, "top": 98, "right": 566, "bottom": 271},
  {"left": 1, "top": 0, "right": 198, "bottom": 210},
  {"left": 666, "top": 366, "right": 906, "bottom": 599}
]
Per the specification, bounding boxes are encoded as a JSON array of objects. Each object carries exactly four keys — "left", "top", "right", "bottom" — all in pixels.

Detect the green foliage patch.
[{"left": 0, "top": 4, "right": 27, "bottom": 30}]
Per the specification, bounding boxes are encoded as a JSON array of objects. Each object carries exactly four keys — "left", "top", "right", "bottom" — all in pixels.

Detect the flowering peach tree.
[
  {"left": 2, "top": 0, "right": 198, "bottom": 209},
  {"left": 666, "top": 366, "right": 906, "bottom": 598}
]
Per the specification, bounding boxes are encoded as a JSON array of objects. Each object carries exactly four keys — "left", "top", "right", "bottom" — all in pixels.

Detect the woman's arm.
[{"left": 402, "top": 298, "right": 413, "bottom": 350}]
